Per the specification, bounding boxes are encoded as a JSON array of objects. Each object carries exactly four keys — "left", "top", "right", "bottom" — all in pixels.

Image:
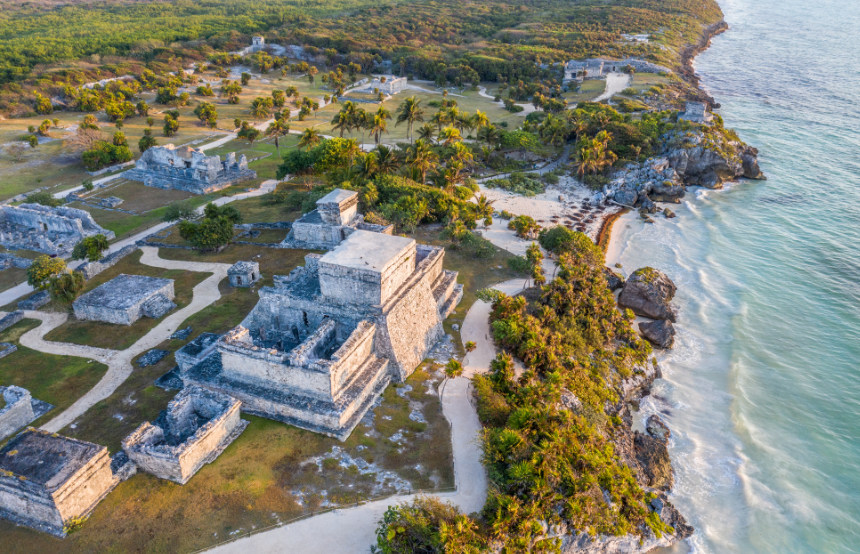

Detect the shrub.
[
  {"left": 26, "top": 190, "right": 60, "bottom": 207},
  {"left": 162, "top": 201, "right": 196, "bottom": 222},
  {"left": 81, "top": 140, "right": 132, "bottom": 171},
  {"left": 444, "top": 358, "right": 463, "bottom": 377},
  {"left": 49, "top": 271, "right": 85, "bottom": 303},
  {"left": 71, "top": 234, "right": 109, "bottom": 262},
  {"left": 27, "top": 255, "right": 67, "bottom": 289},
  {"left": 485, "top": 172, "right": 544, "bottom": 197},
  {"left": 507, "top": 214, "right": 540, "bottom": 239}
]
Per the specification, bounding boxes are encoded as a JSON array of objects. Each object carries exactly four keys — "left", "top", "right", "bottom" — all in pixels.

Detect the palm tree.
[
  {"left": 471, "top": 110, "right": 490, "bottom": 130},
  {"left": 343, "top": 138, "right": 361, "bottom": 175},
  {"left": 266, "top": 118, "right": 290, "bottom": 156},
  {"left": 475, "top": 194, "right": 495, "bottom": 226},
  {"left": 359, "top": 151, "right": 379, "bottom": 179},
  {"left": 298, "top": 127, "right": 321, "bottom": 150},
  {"left": 438, "top": 126, "right": 462, "bottom": 147},
  {"left": 369, "top": 114, "right": 388, "bottom": 144},
  {"left": 406, "top": 139, "right": 438, "bottom": 184},
  {"left": 417, "top": 123, "right": 435, "bottom": 143},
  {"left": 395, "top": 96, "right": 424, "bottom": 144},
  {"left": 374, "top": 145, "right": 400, "bottom": 174}
]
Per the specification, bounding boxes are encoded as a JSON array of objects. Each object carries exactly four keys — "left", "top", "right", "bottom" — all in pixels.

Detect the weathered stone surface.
[
  {"left": 171, "top": 326, "right": 193, "bottom": 341},
  {"left": 281, "top": 188, "right": 393, "bottom": 250},
  {"left": 122, "top": 385, "right": 248, "bottom": 484},
  {"left": 227, "top": 260, "right": 260, "bottom": 287},
  {"left": 0, "top": 204, "right": 114, "bottom": 256},
  {"left": 78, "top": 245, "right": 137, "bottom": 280},
  {"left": 73, "top": 274, "right": 175, "bottom": 325},
  {"left": 634, "top": 431, "right": 674, "bottom": 490},
  {"left": 125, "top": 144, "right": 256, "bottom": 194},
  {"left": 0, "top": 386, "right": 35, "bottom": 440},
  {"left": 17, "top": 291, "right": 50, "bottom": 310},
  {"left": 175, "top": 333, "right": 220, "bottom": 372},
  {"left": 137, "top": 349, "right": 169, "bottom": 367},
  {"left": 639, "top": 319, "right": 676, "bottom": 349},
  {"left": 0, "top": 311, "right": 23, "bottom": 333},
  {"left": 0, "top": 342, "right": 16, "bottom": 360},
  {"left": 183, "top": 230, "right": 461, "bottom": 441},
  {"left": 0, "top": 430, "right": 119, "bottom": 536},
  {"left": 646, "top": 414, "right": 671, "bottom": 442},
  {"left": 0, "top": 253, "right": 33, "bottom": 270},
  {"left": 618, "top": 267, "right": 678, "bottom": 322}
]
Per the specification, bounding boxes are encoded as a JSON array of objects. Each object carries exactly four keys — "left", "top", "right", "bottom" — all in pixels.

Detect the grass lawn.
[
  {"left": 0, "top": 318, "right": 109, "bottom": 432},
  {"left": 42, "top": 250, "right": 211, "bottom": 349},
  {"left": 563, "top": 79, "right": 607, "bottom": 104},
  {"left": 79, "top": 179, "right": 196, "bottom": 213},
  {"left": 157, "top": 244, "right": 311, "bottom": 288},
  {"left": 229, "top": 191, "right": 303, "bottom": 223},
  {"left": 630, "top": 72, "right": 672, "bottom": 91}
]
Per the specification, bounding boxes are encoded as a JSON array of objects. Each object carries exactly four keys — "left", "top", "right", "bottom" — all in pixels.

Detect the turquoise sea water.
[{"left": 608, "top": 0, "right": 860, "bottom": 551}]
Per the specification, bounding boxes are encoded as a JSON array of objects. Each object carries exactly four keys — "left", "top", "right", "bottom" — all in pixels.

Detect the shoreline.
[
  {"left": 680, "top": 20, "right": 730, "bottom": 106},
  {"left": 596, "top": 207, "right": 628, "bottom": 254}
]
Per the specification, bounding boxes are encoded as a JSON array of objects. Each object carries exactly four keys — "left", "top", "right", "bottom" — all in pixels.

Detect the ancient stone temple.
[
  {"left": 679, "top": 101, "right": 709, "bottom": 124},
  {"left": 122, "top": 386, "right": 247, "bottom": 484},
  {"left": 281, "top": 188, "right": 393, "bottom": 250},
  {"left": 181, "top": 230, "right": 462, "bottom": 440},
  {"left": 0, "top": 204, "right": 115, "bottom": 256},
  {"left": 125, "top": 144, "right": 256, "bottom": 194},
  {"left": 0, "top": 430, "right": 120, "bottom": 536},
  {"left": 73, "top": 274, "right": 176, "bottom": 325},
  {"left": 228, "top": 261, "right": 260, "bottom": 288}
]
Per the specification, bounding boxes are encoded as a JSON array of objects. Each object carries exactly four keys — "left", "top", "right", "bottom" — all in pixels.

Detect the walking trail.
[{"left": 17, "top": 247, "right": 232, "bottom": 433}]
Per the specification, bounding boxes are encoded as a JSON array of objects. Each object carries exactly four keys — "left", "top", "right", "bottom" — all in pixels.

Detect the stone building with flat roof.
[
  {"left": 0, "top": 430, "right": 120, "bottom": 536},
  {"left": 228, "top": 261, "right": 261, "bottom": 288},
  {"left": 181, "top": 230, "right": 462, "bottom": 440},
  {"left": 0, "top": 386, "right": 53, "bottom": 441},
  {"left": 73, "top": 274, "right": 175, "bottom": 325},
  {"left": 281, "top": 188, "right": 393, "bottom": 250}
]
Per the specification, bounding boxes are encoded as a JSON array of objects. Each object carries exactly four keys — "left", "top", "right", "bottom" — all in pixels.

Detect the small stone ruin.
[
  {"left": 73, "top": 274, "right": 176, "bottom": 325},
  {"left": 227, "top": 261, "right": 261, "bottom": 288},
  {"left": 0, "top": 204, "right": 115, "bottom": 256},
  {"left": 0, "top": 386, "right": 53, "bottom": 441},
  {"left": 125, "top": 144, "right": 257, "bottom": 195},
  {"left": 181, "top": 229, "right": 462, "bottom": 440},
  {"left": 679, "top": 101, "right": 709, "bottom": 124},
  {"left": 122, "top": 385, "right": 247, "bottom": 484},
  {"left": 0, "top": 430, "right": 121, "bottom": 536},
  {"left": 281, "top": 188, "right": 393, "bottom": 250}
]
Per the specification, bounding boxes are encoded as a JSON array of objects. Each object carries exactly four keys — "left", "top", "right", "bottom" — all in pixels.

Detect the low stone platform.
[
  {"left": 73, "top": 274, "right": 175, "bottom": 325},
  {"left": 122, "top": 385, "right": 247, "bottom": 484},
  {"left": 0, "top": 430, "right": 119, "bottom": 536},
  {"left": 0, "top": 386, "right": 53, "bottom": 441}
]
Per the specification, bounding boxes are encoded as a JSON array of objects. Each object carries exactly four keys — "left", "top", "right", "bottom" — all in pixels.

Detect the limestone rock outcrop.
[
  {"left": 618, "top": 267, "right": 677, "bottom": 322},
  {"left": 634, "top": 431, "right": 673, "bottom": 490},
  {"left": 639, "top": 319, "right": 676, "bottom": 349}
]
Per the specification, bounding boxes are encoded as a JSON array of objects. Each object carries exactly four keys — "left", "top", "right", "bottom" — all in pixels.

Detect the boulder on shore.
[
  {"left": 634, "top": 431, "right": 674, "bottom": 490},
  {"left": 646, "top": 414, "right": 671, "bottom": 442},
  {"left": 639, "top": 319, "right": 675, "bottom": 349},
  {"left": 619, "top": 267, "right": 678, "bottom": 321}
]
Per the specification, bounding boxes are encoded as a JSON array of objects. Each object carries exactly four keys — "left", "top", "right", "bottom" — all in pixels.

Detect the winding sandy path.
[
  {"left": 18, "top": 247, "right": 231, "bottom": 433},
  {"left": 477, "top": 86, "right": 537, "bottom": 116}
]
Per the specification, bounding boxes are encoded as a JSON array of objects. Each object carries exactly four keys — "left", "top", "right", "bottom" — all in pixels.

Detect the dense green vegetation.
[
  {"left": 0, "top": 0, "right": 722, "bottom": 113},
  {"left": 375, "top": 233, "right": 669, "bottom": 550}
]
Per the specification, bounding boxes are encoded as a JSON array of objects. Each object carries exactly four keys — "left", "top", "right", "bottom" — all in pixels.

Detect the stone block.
[
  {"left": 17, "top": 291, "right": 50, "bottom": 311},
  {"left": 73, "top": 274, "right": 175, "bottom": 325},
  {"left": 0, "top": 311, "right": 23, "bottom": 333}
]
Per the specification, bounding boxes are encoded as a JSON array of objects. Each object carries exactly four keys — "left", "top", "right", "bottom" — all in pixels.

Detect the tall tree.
[{"left": 395, "top": 96, "right": 424, "bottom": 144}]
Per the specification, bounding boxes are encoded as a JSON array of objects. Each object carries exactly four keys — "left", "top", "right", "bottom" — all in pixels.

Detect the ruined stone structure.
[
  {"left": 0, "top": 342, "right": 16, "bottom": 360},
  {"left": 251, "top": 36, "right": 265, "bottom": 50},
  {"left": 77, "top": 245, "right": 137, "bottom": 280},
  {"left": 125, "top": 144, "right": 256, "bottom": 194},
  {"left": 0, "top": 204, "right": 115, "bottom": 256},
  {"left": 122, "top": 386, "right": 247, "bottom": 484},
  {"left": 73, "top": 274, "right": 175, "bottom": 325},
  {"left": 0, "top": 310, "right": 23, "bottom": 333},
  {"left": 228, "top": 261, "right": 260, "bottom": 288},
  {"left": 281, "top": 188, "right": 393, "bottom": 250},
  {"left": 679, "top": 101, "right": 709, "bottom": 124},
  {"left": 0, "top": 430, "right": 119, "bottom": 536},
  {"left": 0, "top": 386, "right": 52, "bottom": 441},
  {"left": 181, "top": 230, "right": 462, "bottom": 440},
  {"left": 365, "top": 75, "right": 407, "bottom": 95},
  {"left": 564, "top": 57, "right": 670, "bottom": 82}
]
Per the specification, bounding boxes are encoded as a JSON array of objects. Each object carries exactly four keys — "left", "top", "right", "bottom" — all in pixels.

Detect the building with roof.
[
  {"left": 281, "top": 188, "right": 393, "bottom": 250},
  {"left": 125, "top": 144, "right": 256, "bottom": 194},
  {"left": 0, "top": 430, "right": 120, "bottom": 536},
  {"left": 180, "top": 229, "right": 462, "bottom": 440},
  {"left": 73, "top": 274, "right": 175, "bottom": 325},
  {"left": 228, "top": 261, "right": 261, "bottom": 288}
]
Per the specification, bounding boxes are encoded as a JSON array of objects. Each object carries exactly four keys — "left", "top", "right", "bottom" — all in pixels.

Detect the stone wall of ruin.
[
  {"left": 123, "top": 389, "right": 244, "bottom": 484},
  {"left": 0, "top": 387, "right": 35, "bottom": 440}
]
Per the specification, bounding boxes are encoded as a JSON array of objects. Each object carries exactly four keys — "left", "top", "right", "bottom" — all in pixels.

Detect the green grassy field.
[{"left": 0, "top": 318, "right": 109, "bottom": 432}]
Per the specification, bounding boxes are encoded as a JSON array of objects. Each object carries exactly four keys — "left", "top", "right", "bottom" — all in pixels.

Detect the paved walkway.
[{"left": 17, "top": 247, "right": 232, "bottom": 432}]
